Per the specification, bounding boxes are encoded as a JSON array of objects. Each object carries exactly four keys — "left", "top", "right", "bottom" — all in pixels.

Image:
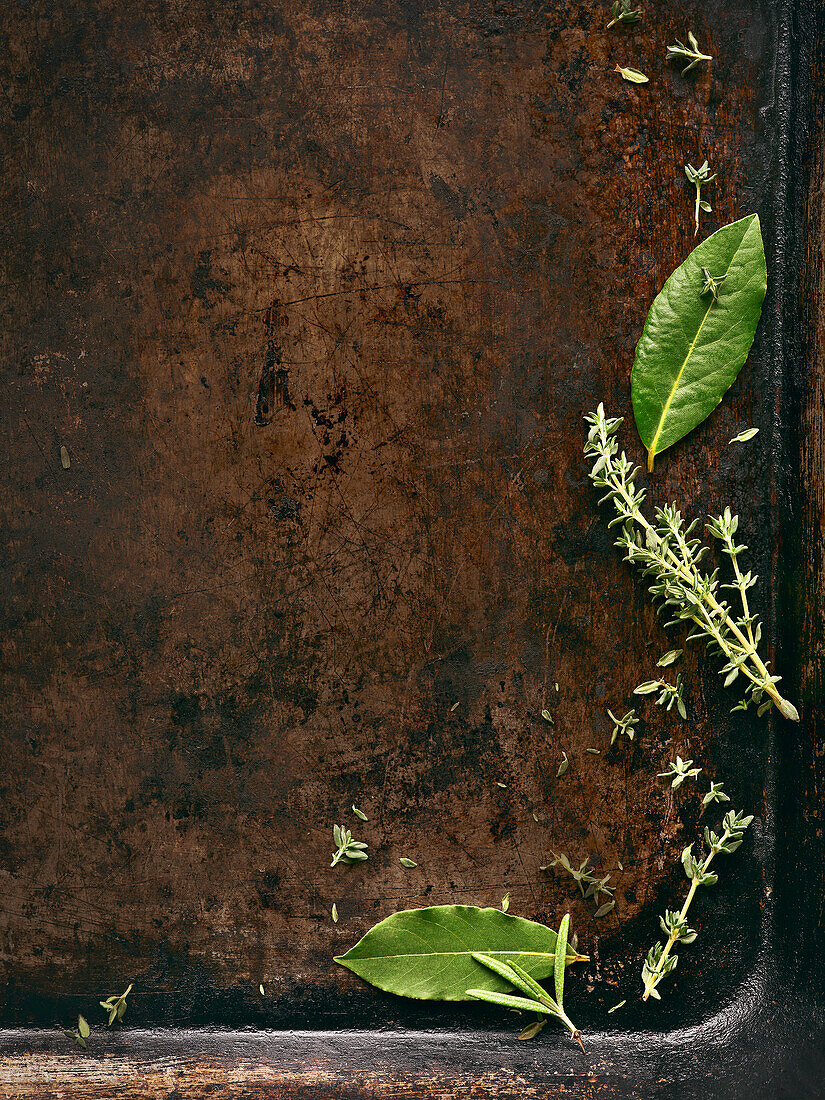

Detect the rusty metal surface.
[{"left": 0, "top": 0, "right": 822, "bottom": 1094}]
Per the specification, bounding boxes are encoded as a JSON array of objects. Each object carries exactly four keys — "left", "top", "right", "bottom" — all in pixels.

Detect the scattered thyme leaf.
[
  {"left": 60, "top": 445, "right": 71, "bottom": 469},
  {"left": 608, "top": 999, "right": 626, "bottom": 1013},
  {"left": 400, "top": 857, "right": 418, "bottom": 868},
  {"left": 586, "top": 747, "right": 601, "bottom": 754},
  {"left": 607, "top": 707, "right": 638, "bottom": 744},
  {"left": 99, "top": 984, "right": 132, "bottom": 1027},
  {"left": 594, "top": 899, "right": 616, "bottom": 918},
  {"left": 518, "top": 1019, "right": 547, "bottom": 1041},
  {"left": 730, "top": 427, "right": 759, "bottom": 444},
  {"left": 259, "top": 983, "right": 265, "bottom": 995},
  {"left": 496, "top": 781, "right": 507, "bottom": 788},
  {"left": 501, "top": 893, "right": 510, "bottom": 913},
  {"left": 332, "top": 903, "right": 339, "bottom": 922},
  {"left": 700, "top": 267, "right": 728, "bottom": 301},
  {"left": 702, "top": 781, "right": 729, "bottom": 806},
  {"left": 684, "top": 161, "right": 716, "bottom": 236},
  {"left": 658, "top": 756, "right": 701, "bottom": 789},
  {"left": 352, "top": 805, "right": 368, "bottom": 821},
  {"left": 657, "top": 649, "right": 683, "bottom": 667},
  {"left": 541, "top": 708, "right": 554, "bottom": 723},
  {"left": 666, "top": 31, "right": 712, "bottom": 75},
  {"left": 450, "top": 701, "right": 460, "bottom": 711},
  {"left": 615, "top": 64, "right": 649, "bottom": 84},
  {"left": 556, "top": 753, "right": 569, "bottom": 777},
  {"left": 607, "top": 0, "right": 642, "bottom": 28},
  {"left": 331, "top": 825, "right": 369, "bottom": 868}
]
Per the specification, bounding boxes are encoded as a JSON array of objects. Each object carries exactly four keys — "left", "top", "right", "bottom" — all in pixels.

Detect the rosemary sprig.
[
  {"left": 658, "top": 756, "right": 701, "bottom": 788},
  {"left": 467, "top": 916, "right": 585, "bottom": 1050},
  {"left": 607, "top": 0, "right": 642, "bottom": 28},
  {"left": 634, "top": 674, "right": 687, "bottom": 718},
  {"left": 666, "top": 31, "right": 712, "bottom": 75},
  {"left": 608, "top": 707, "right": 639, "bottom": 744},
  {"left": 684, "top": 161, "right": 716, "bottom": 236},
  {"left": 583, "top": 406, "right": 799, "bottom": 722},
  {"left": 99, "top": 985, "right": 132, "bottom": 1027},
  {"left": 331, "top": 825, "right": 369, "bottom": 867},
  {"left": 642, "top": 809, "right": 753, "bottom": 1000}
]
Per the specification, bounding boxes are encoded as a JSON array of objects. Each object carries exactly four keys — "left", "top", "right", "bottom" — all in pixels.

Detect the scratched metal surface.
[{"left": 0, "top": 0, "right": 822, "bottom": 1095}]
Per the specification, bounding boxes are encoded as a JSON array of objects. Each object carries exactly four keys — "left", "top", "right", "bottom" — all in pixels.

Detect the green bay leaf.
[
  {"left": 334, "top": 905, "right": 587, "bottom": 1001},
  {"left": 631, "top": 214, "right": 767, "bottom": 470}
]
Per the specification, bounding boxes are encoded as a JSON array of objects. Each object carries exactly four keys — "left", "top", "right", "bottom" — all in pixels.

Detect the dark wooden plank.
[{"left": 0, "top": 0, "right": 820, "bottom": 1093}]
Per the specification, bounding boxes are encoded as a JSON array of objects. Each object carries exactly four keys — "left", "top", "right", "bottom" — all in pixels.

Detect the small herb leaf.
[
  {"left": 615, "top": 65, "right": 649, "bottom": 84},
  {"left": 730, "top": 427, "right": 759, "bottom": 444},
  {"left": 400, "top": 857, "right": 418, "bottom": 868}
]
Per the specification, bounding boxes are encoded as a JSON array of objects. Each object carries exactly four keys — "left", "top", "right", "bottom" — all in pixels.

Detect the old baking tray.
[{"left": 1, "top": 0, "right": 824, "bottom": 1095}]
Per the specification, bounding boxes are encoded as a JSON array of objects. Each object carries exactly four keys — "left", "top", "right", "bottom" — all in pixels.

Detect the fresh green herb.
[
  {"left": 607, "top": 707, "right": 638, "bottom": 744},
  {"left": 518, "top": 1019, "right": 546, "bottom": 1040},
  {"left": 608, "top": 999, "right": 626, "bottom": 1013},
  {"left": 583, "top": 407, "right": 798, "bottom": 721},
  {"left": 496, "top": 781, "right": 507, "bottom": 788},
  {"left": 556, "top": 753, "right": 569, "bottom": 777},
  {"left": 352, "top": 805, "right": 368, "bottom": 821},
  {"left": 334, "top": 905, "right": 587, "bottom": 1000},
  {"left": 700, "top": 267, "right": 728, "bottom": 301},
  {"left": 63, "top": 1015, "right": 90, "bottom": 1049},
  {"left": 60, "top": 445, "right": 71, "bottom": 470},
  {"left": 541, "top": 708, "right": 554, "bottom": 723},
  {"left": 555, "top": 683, "right": 559, "bottom": 692},
  {"left": 594, "top": 899, "right": 616, "bottom": 918},
  {"left": 658, "top": 756, "right": 701, "bottom": 788},
  {"left": 450, "top": 701, "right": 460, "bottom": 711},
  {"left": 501, "top": 893, "right": 510, "bottom": 913},
  {"left": 730, "top": 427, "right": 759, "bottom": 444},
  {"left": 615, "top": 65, "right": 649, "bottom": 84},
  {"left": 642, "top": 809, "right": 753, "bottom": 1000},
  {"left": 634, "top": 675, "right": 687, "bottom": 719},
  {"left": 666, "top": 31, "right": 712, "bottom": 74},
  {"left": 607, "top": 0, "right": 642, "bottom": 28},
  {"left": 331, "top": 825, "right": 369, "bottom": 867},
  {"left": 400, "top": 857, "right": 418, "bottom": 868},
  {"left": 657, "top": 649, "right": 683, "bottom": 667},
  {"left": 684, "top": 161, "right": 716, "bottom": 237},
  {"left": 545, "top": 852, "right": 616, "bottom": 906},
  {"left": 332, "top": 903, "right": 339, "bottom": 922},
  {"left": 628, "top": 215, "right": 767, "bottom": 469},
  {"left": 586, "top": 747, "right": 601, "bottom": 755},
  {"left": 467, "top": 918, "right": 586, "bottom": 1050},
  {"left": 99, "top": 984, "right": 132, "bottom": 1027},
  {"left": 703, "top": 781, "right": 729, "bottom": 806}
]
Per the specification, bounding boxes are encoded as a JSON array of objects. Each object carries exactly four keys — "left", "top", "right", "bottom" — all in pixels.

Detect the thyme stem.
[{"left": 584, "top": 407, "right": 799, "bottom": 721}]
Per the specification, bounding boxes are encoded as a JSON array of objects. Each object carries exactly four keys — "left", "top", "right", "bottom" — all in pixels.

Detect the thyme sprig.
[
  {"left": 700, "top": 267, "right": 728, "bottom": 301},
  {"left": 583, "top": 406, "right": 799, "bottom": 722},
  {"left": 658, "top": 756, "right": 701, "bottom": 788},
  {"left": 63, "top": 1015, "right": 91, "bottom": 1049},
  {"left": 607, "top": 707, "right": 639, "bottom": 743},
  {"left": 703, "top": 781, "right": 729, "bottom": 806},
  {"left": 100, "top": 984, "right": 132, "bottom": 1026},
  {"left": 685, "top": 161, "right": 716, "bottom": 236},
  {"left": 634, "top": 674, "right": 687, "bottom": 718},
  {"left": 666, "top": 31, "right": 712, "bottom": 75},
  {"left": 467, "top": 915, "right": 585, "bottom": 1050},
  {"left": 544, "top": 852, "right": 615, "bottom": 905},
  {"left": 607, "top": 0, "right": 642, "bottom": 29},
  {"left": 642, "top": 809, "right": 753, "bottom": 1000},
  {"left": 331, "top": 825, "right": 369, "bottom": 867}
]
